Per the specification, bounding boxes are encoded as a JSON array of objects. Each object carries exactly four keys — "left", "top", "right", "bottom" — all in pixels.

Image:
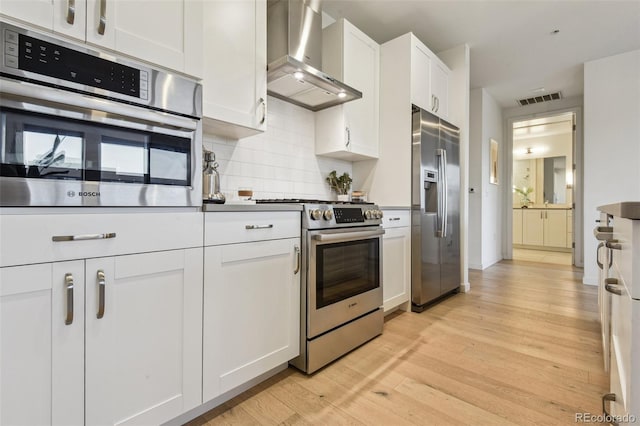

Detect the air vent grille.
[{"left": 517, "top": 92, "right": 562, "bottom": 106}]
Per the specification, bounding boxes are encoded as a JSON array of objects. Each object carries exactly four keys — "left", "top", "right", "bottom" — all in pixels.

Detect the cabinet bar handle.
[
  {"left": 606, "top": 240, "right": 622, "bottom": 250},
  {"left": 389, "top": 217, "right": 401, "bottom": 221},
  {"left": 66, "top": 0, "right": 76, "bottom": 24},
  {"left": 53, "top": 232, "right": 116, "bottom": 242},
  {"left": 97, "top": 270, "right": 106, "bottom": 319},
  {"left": 259, "top": 97, "right": 266, "bottom": 125},
  {"left": 98, "top": 0, "right": 107, "bottom": 35},
  {"left": 245, "top": 224, "right": 273, "bottom": 230},
  {"left": 64, "top": 273, "right": 74, "bottom": 325},
  {"left": 602, "top": 393, "right": 619, "bottom": 426},
  {"left": 604, "top": 278, "right": 622, "bottom": 296},
  {"left": 293, "top": 245, "right": 300, "bottom": 274},
  {"left": 596, "top": 242, "right": 605, "bottom": 270},
  {"left": 345, "top": 127, "right": 351, "bottom": 148}
]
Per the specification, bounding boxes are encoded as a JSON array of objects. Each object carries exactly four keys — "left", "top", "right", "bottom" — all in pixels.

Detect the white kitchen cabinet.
[
  {"left": 520, "top": 209, "right": 568, "bottom": 249},
  {"left": 201, "top": 0, "right": 267, "bottom": 139},
  {"left": 202, "top": 211, "right": 300, "bottom": 402},
  {"left": 381, "top": 209, "right": 410, "bottom": 313},
  {"left": 430, "top": 58, "right": 449, "bottom": 119},
  {"left": 1, "top": 0, "right": 203, "bottom": 77},
  {"left": 316, "top": 18, "right": 379, "bottom": 160},
  {"left": 0, "top": 211, "right": 203, "bottom": 426},
  {"left": 567, "top": 209, "right": 574, "bottom": 249},
  {"left": 410, "top": 36, "right": 449, "bottom": 120},
  {"left": 513, "top": 209, "right": 523, "bottom": 245},
  {"left": 1, "top": 262, "right": 84, "bottom": 426}
]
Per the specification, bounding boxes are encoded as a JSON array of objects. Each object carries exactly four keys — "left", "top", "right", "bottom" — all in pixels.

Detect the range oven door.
[
  {"left": 307, "top": 226, "right": 384, "bottom": 338},
  {"left": 0, "top": 80, "right": 201, "bottom": 207}
]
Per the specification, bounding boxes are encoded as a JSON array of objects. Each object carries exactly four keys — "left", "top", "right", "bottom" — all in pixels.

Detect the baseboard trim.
[{"left": 459, "top": 282, "right": 471, "bottom": 293}]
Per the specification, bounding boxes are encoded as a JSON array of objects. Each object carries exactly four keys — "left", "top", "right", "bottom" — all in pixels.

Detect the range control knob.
[
  {"left": 310, "top": 209, "right": 323, "bottom": 220},
  {"left": 323, "top": 210, "right": 333, "bottom": 221},
  {"left": 375, "top": 210, "right": 383, "bottom": 219},
  {"left": 364, "top": 210, "right": 374, "bottom": 220}
]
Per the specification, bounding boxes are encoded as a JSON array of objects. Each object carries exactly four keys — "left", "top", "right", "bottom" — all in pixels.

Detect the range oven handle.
[{"left": 312, "top": 229, "right": 385, "bottom": 243}]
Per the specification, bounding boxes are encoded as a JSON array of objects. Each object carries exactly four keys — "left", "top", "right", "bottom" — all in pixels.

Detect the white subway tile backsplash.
[{"left": 203, "top": 97, "right": 352, "bottom": 200}]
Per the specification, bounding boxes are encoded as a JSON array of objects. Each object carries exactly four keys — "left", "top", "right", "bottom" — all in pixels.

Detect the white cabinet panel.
[
  {"left": 381, "top": 209, "right": 410, "bottom": 313},
  {"left": 203, "top": 238, "right": 300, "bottom": 401},
  {"left": 85, "top": 248, "right": 203, "bottom": 426},
  {"left": 0, "top": 262, "right": 84, "bottom": 426},
  {"left": 202, "top": 0, "right": 267, "bottom": 138},
  {"left": 522, "top": 210, "right": 544, "bottom": 246},
  {"left": 204, "top": 211, "right": 299, "bottom": 246},
  {"left": 544, "top": 209, "right": 568, "bottom": 248},
  {"left": 431, "top": 59, "right": 449, "bottom": 119},
  {"left": 520, "top": 209, "right": 568, "bottom": 249},
  {"left": 316, "top": 19, "right": 379, "bottom": 160},
  {"left": 410, "top": 41, "right": 431, "bottom": 111},
  {"left": 0, "top": 0, "right": 55, "bottom": 33},
  {"left": 512, "top": 209, "right": 523, "bottom": 245}
]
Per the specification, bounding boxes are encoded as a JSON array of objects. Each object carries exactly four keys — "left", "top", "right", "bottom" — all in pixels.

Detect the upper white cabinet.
[
  {"left": 315, "top": 18, "right": 379, "bottom": 160},
  {"left": 0, "top": 0, "right": 203, "bottom": 78},
  {"left": 201, "top": 0, "right": 267, "bottom": 139},
  {"left": 411, "top": 36, "right": 449, "bottom": 119}
]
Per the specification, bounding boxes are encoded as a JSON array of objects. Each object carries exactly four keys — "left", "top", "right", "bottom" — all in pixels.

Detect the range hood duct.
[{"left": 267, "top": 0, "right": 362, "bottom": 111}]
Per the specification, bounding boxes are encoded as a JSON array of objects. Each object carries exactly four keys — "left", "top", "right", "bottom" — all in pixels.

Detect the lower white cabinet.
[
  {"left": 518, "top": 209, "right": 569, "bottom": 249},
  {"left": 513, "top": 209, "right": 523, "bottom": 245},
  {"left": 381, "top": 209, "right": 410, "bottom": 313},
  {"left": 203, "top": 211, "right": 300, "bottom": 402},
  {"left": 0, "top": 248, "right": 203, "bottom": 426}
]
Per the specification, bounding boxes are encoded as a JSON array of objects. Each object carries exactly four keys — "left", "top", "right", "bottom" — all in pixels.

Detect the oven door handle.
[{"left": 312, "top": 229, "right": 385, "bottom": 243}]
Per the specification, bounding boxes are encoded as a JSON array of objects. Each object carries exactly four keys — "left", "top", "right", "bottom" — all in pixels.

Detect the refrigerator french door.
[{"left": 411, "top": 106, "right": 461, "bottom": 312}]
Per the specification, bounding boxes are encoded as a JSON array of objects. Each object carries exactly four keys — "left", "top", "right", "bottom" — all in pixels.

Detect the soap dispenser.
[{"left": 202, "top": 149, "right": 225, "bottom": 204}]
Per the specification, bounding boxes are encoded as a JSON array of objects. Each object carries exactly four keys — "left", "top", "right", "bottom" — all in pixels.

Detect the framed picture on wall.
[{"left": 490, "top": 138, "right": 499, "bottom": 185}]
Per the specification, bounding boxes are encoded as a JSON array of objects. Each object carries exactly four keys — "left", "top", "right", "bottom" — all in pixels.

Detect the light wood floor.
[
  {"left": 513, "top": 248, "right": 573, "bottom": 266},
  {"left": 186, "top": 260, "right": 607, "bottom": 425}
]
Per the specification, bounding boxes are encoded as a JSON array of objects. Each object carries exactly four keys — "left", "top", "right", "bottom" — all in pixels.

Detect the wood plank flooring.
[{"left": 186, "top": 260, "right": 608, "bottom": 425}]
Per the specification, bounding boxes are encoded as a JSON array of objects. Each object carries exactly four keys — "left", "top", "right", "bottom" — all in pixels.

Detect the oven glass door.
[
  {"left": 308, "top": 227, "right": 383, "bottom": 338},
  {"left": 1, "top": 107, "right": 191, "bottom": 186}
]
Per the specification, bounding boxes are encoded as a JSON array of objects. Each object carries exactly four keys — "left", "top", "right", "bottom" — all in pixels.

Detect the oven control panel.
[{"left": 304, "top": 204, "right": 382, "bottom": 229}]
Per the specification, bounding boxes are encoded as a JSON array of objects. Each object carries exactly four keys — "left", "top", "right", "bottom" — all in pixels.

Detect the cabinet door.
[
  {"left": 85, "top": 248, "right": 203, "bottom": 426},
  {"left": 203, "top": 238, "right": 300, "bottom": 401},
  {"left": 52, "top": 0, "right": 87, "bottom": 41},
  {"left": 85, "top": 0, "right": 203, "bottom": 77},
  {"left": 1, "top": 262, "right": 84, "bottom": 426},
  {"left": 512, "top": 209, "right": 523, "bottom": 245},
  {"left": 410, "top": 41, "right": 431, "bottom": 111},
  {"left": 343, "top": 21, "right": 379, "bottom": 159},
  {"left": 431, "top": 59, "right": 449, "bottom": 119},
  {"left": 202, "top": 0, "right": 267, "bottom": 135},
  {"left": 544, "top": 210, "right": 567, "bottom": 248},
  {"left": 382, "top": 227, "right": 410, "bottom": 312},
  {"left": 522, "top": 210, "right": 544, "bottom": 246},
  {"left": 0, "top": 0, "right": 54, "bottom": 31}
]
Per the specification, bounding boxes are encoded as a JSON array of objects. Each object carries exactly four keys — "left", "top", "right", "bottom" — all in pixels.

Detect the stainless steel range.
[{"left": 256, "top": 199, "right": 384, "bottom": 373}]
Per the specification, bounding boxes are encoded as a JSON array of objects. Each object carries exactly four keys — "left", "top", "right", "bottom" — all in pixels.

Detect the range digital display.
[{"left": 334, "top": 208, "right": 364, "bottom": 223}]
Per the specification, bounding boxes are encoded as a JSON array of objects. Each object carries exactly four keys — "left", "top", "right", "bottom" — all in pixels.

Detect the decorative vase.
[{"left": 337, "top": 194, "right": 349, "bottom": 202}]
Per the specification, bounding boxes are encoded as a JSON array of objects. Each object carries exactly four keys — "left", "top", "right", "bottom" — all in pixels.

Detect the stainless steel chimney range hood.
[{"left": 267, "top": 0, "right": 362, "bottom": 112}]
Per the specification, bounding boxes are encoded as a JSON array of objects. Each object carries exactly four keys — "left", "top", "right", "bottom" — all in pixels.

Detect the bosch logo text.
[{"left": 67, "top": 191, "right": 100, "bottom": 197}]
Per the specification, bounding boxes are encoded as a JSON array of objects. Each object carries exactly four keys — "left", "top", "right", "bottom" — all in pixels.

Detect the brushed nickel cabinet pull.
[
  {"left": 293, "top": 245, "right": 300, "bottom": 274},
  {"left": 52, "top": 232, "right": 116, "bottom": 242},
  {"left": 98, "top": 0, "right": 107, "bottom": 35},
  {"left": 596, "top": 242, "right": 605, "bottom": 270},
  {"left": 601, "top": 393, "right": 619, "bottom": 426},
  {"left": 65, "top": 273, "right": 74, "bottom": 325},
  {"left": 606, "top": 240, "right": 622, "bottom": 250},
  {"left": 97, "top": 270, "right": 106, "bottom": 319},
  {"left": 66, "top": 0, "right": 76, "bottom": 24},
  {"left": 389, "top": 217, "right": 401, "bottom": 221},
  {"left": 259, "top": 97, "right": 266, "bottom": 125},
  {"left": 245, "top": 224, "right": 273, "bottom": 230},
  {"left": 345, "top": 127, "right": 351, "bottom": 148},
  {"left": 605, "top": 278, "right": 622, "bottom": 296}
]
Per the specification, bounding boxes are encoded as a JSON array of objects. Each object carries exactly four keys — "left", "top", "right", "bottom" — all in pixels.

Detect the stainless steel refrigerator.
[{"left": 411, "top": 106, "right": 461, "bottom": 312}]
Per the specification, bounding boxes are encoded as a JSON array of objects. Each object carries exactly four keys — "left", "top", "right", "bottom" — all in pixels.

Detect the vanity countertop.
[
  {"left": 598, "top": 202, "right": 640, "bottom": 220},
  {"left": 513, "top": 205, "right": 573, "bottom": 210}
]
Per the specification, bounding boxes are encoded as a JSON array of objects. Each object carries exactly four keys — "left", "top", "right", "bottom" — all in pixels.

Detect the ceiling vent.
[{"left": 517, "top": 92, "right": 562, "bottom": 106}]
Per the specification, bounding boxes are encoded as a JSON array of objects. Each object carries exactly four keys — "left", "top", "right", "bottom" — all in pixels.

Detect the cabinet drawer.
[
  {"left": 205, "top": 211, "right": 300, "bottom": 246},
  {"left": 613, "top": 217, "right": 639, "bottom": 300},
  {"left": 0, "top": 211, "right": 203, "bottom": 267},
  {"left": 381, "top": 209, "right": 410, "bottom": 229}
]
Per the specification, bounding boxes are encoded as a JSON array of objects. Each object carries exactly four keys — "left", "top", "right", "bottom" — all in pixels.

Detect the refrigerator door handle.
[
  {"left": 436, "top": 149, "right": 447, "bottom": 238},
  {"left": 442, "top": 148, "right": 448, "bottom": 237}
]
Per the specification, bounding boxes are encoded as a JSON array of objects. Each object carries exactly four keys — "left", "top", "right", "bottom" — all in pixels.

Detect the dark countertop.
[
  {"left": 202, "top": 203, "right": 303, "bottom": 212},
  {"left": 598, "top": 202, "right": 640, "bottom": 220}
]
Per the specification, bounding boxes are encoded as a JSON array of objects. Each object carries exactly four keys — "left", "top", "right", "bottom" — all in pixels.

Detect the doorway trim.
[{"left": 503, "top": 106, "right": 583, "bottom": 267}]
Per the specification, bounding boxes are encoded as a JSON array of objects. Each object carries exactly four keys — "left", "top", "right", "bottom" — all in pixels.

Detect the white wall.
[
  {"left": 203, "top": 97, "right": 352, "bottom": 201},
  {"left": 468, "top": 88, "right": 503, "bottom": 270},
  {"left": 583, "top": 49, "right": 640, "bottom": 285}
]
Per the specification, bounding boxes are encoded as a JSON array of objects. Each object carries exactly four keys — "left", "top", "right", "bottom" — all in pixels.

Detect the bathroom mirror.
[{"left": 513, "top": 156, "right": 570, "bottom": 206}]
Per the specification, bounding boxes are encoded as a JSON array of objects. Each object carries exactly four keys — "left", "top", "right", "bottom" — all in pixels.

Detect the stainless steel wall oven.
[{"left": 0, "top": 21, "right": 202, "bottom": 207}]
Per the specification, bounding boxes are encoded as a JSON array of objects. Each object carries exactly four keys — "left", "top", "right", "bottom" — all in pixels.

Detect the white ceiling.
[{"left": 323, "top": 0, "right": 640, "bottom": 107}]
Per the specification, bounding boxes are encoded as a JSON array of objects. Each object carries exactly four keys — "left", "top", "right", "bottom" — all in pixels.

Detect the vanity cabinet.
[
  {"left": 315, "top": 18, "right": 379, "bottom": 160},
  {"left": 0, "top": 211, "right": 203, "bottom": 426},
  {"left": 201, "top": 0, "right": 267, "bottom": 138},
  {"left": 202, "top": 211, "right": 300, "bottom": 402},
  {"left": 518, "top": 208, "right": 568, "bottom": 249},
  {"left": 0, "top": 0, "right": 203, "bottom": 78},
  {"left": 381, "top": 209, "right": 410, "bottom": 313}
]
